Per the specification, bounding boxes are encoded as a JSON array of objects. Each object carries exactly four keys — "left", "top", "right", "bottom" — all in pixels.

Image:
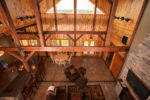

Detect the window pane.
[
  {"left": 90, "top": 41, "right": 95, "bottom": 46},
  {"left": 61, "top": 40, "right": 69, "bottom": 46},
  {"left": 47, "top": 0, "right": 73, "bottom": 14},
  {"left": 22, "top": 40, "right": 28, "bottom": 46},
  {"left": 90, "top": 52, "right": 94, "bottom": 54},
  {"left": 84, "top": 41, "right": 88, "bottom": 46},
  {"left": 31, "top": 40, "right": 38, "bottom": 46},
  {"left": 83, "top": 51, "right": 88, "bottom": 54},
  {"left": 77, "top": 0, "right": 94, "bottom": 14},
  {"left": 52, "top": 40, "right": 60, "bottom": 46}
]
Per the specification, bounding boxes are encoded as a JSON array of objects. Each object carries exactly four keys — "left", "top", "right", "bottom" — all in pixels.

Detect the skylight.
[{"left": 46, "top": 0, "right": 104, "bottom": 14}]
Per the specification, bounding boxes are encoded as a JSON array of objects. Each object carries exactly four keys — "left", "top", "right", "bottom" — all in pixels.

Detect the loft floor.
[{"left": 33, "top": 56, "right": 119, "bottom": 100}]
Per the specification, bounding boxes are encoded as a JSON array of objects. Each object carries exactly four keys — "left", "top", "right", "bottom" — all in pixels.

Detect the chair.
[
  {"left": 67, "top": 54, "right": 72, "bottom": 64},
  {"left": 59, "top": 59, "right": 66, "bottom": 67},
  {"left": 55, "top": 59, "right": 61, "bottom": 66},
  {"left": 22, "top": 86, "right": 35, "bottom": 100},
  {"left": 29, "top": 76, "right": 38, "bottom": 89},
  {"left": 50, "top": 54, "right": 55, "bottom": 64}
]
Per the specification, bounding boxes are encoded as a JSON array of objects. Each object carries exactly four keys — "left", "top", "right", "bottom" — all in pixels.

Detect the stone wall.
[{"left": 120, "top": 33, "right": 150, "bottom": 99}]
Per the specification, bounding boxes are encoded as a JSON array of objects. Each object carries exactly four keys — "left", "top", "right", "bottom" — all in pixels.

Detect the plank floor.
[{"left": 33, "top": 56, "right": 119, "bottom": 100}]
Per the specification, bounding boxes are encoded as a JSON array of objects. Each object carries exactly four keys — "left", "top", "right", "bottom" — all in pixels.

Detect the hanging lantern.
[
  {"left": 32, "top": 65, "right": 36, "bottom": 70},
  {"left": 0, "top": 51, "right": 4, "bottom": 56}
]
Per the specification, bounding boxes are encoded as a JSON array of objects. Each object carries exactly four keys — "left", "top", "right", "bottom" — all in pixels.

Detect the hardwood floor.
[{"left": 33, "top": 56, "right": 119, "bottom": 100}]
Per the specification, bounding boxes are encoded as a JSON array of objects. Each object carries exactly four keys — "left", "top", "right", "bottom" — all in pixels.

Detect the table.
[{"left": 53, "top": 54, "right": 68, "bottom": 60}]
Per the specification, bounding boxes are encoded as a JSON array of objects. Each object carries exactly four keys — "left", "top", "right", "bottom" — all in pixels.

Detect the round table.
[{"left": 53, "top": 54, "right": 68, "bottom": 60}]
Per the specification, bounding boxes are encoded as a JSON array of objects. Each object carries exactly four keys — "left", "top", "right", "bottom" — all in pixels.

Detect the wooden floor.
[{"left": 33, "top": 56, "right": 119, "bottom": 100}]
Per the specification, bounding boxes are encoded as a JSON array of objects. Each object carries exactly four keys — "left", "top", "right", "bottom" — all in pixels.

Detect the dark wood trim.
[
  {"left": 53, "top": 0, "right": 58, "bottom": 31},
  {"left": 105, "top": 0, "right": 118, "bottom": 46},
  {"left": 0, "top": 46, "right": 129, "bottom": 52},
  {"left": 18, "top": 31, "right": 107, "bottom": 35},
  {"left": 93, "top": 0, "right": 97, "bottom": 31},
  {"left": 107, "top": 0, "right": 113, "bottom": 4},
  {"left": 128, "top": 0, "right": 148, "bottom": 46},
  {"left": 66, "top": 34, "right": 75, "bottom": 41},
  {"left": 32, "top": 0, "right": 45, "bottom": 47},
  {"left": 25, "top": 51, "right": 36, "bottom": 62}
]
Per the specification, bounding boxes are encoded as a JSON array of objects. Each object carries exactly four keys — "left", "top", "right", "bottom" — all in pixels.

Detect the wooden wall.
[{"left": 110, "top": 0, "right": 145, "bottom": 46}]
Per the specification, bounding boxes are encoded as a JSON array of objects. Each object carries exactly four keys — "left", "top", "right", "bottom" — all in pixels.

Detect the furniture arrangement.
[
  {"left": 64, "top": 65, "right": 88, "bottom": 88},
  {"left": 46, "top": 86, "right": 66, "bottom": 100},
  {"left": 68, "top": 85, "right": 105, "bottom": 100},
  {"left": 50, "top": 53, "right": 72, "bottom": 66},
  {"left": 22, "top": 60, "right": 46, "bottom": 100}
]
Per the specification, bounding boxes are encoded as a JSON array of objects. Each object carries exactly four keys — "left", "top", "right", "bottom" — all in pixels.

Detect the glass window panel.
[
  {"left": 83, "top": 51, "right": 88, "bottom": 54},
  {"left": 47, "top": 0, "right": 73, "bottom": 14},
  {"left": 90, "top": 41, "right": 95, "bottom": 46},
  {"left": 31, "top": 40, "right": 38, "bottom": 46},
  {"left": 52, "top": 40, "right": 60, "bottom": 46},
  {"left": 96, "top": 8, "right": 104, "bottom": 14},
  {"left": 22, "top": 40, "right": 28, "bottom": 46},
  {"left": 61, "top": 40, "right": 69, "bottom": 46},
  {"left": 84, "top": 41, "right": 89, "bottom": 46}
]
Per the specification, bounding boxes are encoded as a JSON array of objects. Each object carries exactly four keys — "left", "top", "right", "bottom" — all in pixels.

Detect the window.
[
  {"left": 83, "top": 41, "right": 88, "bottom": 54},
  {"left": 83, "top": 41, "right": 95, "bottom": 55},
  {"left": 61, "top": 40, "right": 69, "bottom": 46},
  {"left": 52, "top": 40, "right": 60, "bottom": 46},
  {"left": 31, "top": 40, "right": 38, "bottom": 46},
  {"left": 22, "top": 40, "right": 28, "bottom": 46},
  {"left": 90, "top": 41, "right": 94, "bottom": 54},
  {"left": 46, "top": 0, "right": 103, "bottom": 14}
]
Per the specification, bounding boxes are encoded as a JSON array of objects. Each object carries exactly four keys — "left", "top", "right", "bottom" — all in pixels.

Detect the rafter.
[
  {"left": 32, "top": 0, "right": 45, "bottom": 47},
  {"left": 104, "top": 0, "right": 118, "bottom": 46},
  {"left": 93, "top": 0, "right": 97, "bottom": 31},
  {"left": 53, "top": 0, "right": 58, "bottom": 31},
  {"left": 18, "top": 31, "right": 107, "bottom": 35},
  {"left": 98, "top": 34, "right": 105, "bottom": 41},
  {"left": 0, "top": 46, "right": 129, "bottom": 52},
  {"left": 45, "top": 34, "right": 51, "bottom": 41}
]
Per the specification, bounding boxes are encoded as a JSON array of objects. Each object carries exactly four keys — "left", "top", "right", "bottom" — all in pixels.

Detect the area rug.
[{"left": 68, "top": 85, "right": 105, "bottom": 100}]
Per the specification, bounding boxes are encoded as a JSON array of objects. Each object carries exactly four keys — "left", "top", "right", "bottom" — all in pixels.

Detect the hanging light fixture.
[
  {"left": 90, "top": 34, "right": 93, "bottom": 39},
  {"left": 0, "top": 51, "right": 4, "bottom": 56}
]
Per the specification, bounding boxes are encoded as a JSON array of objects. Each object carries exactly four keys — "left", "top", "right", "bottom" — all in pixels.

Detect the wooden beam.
[
  {"left": 107, "top": 0, "right": 113, "bottom": 4},
  {"left": 105, "top": 0, "right": 118, "bottom": 46},
  {"left": 32, "top": 0, "right": 45, "bottom": 47},
  {"left": 98, "top": 34, "right": 105, "bottom": 41},
  {"left": 76, "top": 34, "right": 83, "bottom": 41},
  {"left": 25, "top": 51, "right": 35, "bottom": 62},
  {"left": 45, "top": 34, "right": 51, "bottom": 41},
  {"left": 0, "top": 0, "right": 25, "bottom": 58},
  {"left": 7, "top": 51, "right": 23, "bottom": 62},
  {"left": 128, "top": 0, "right": 148, "bottom": 46},
  {"left": 93, "top": 0, "right": 97, "bottom": 31},
  {"left": 67, "top": 34, "right": 75, "bottom": 41},
  {"left": 18, "top": 31, "right": 107, "bottom": 35},
  {"left": 0, "top": 46, "right": 129, "bottom": 52},
  {"left": 74, "top": 0, "right": 77, "bottom": 31},
  {"left": 53, "top": 0, "right": 58, "bottom": 31}
]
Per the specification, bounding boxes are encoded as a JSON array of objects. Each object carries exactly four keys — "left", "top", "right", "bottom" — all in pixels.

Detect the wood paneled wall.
[{"left": 110, "top": 0, "right": 145, "bottom": 46}]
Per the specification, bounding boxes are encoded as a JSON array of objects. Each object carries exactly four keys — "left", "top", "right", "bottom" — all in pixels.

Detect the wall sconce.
[
  {"left": 0, "top": 51, "right": 4, "bottom": 56},
  {"left": 18, "top": 17, "right": 24, "bottom": 21},
  {"left": 121, "top": 17, "right": 125, "bottom": 20},
  {"left": 125, "top": 18, "right": 131, "bottom": 22},
  {"left": 114, "top": 16, "right": 131, "bottom": 22},
  {"left": 25, "top": 16, "right": 29, "bottom": 19}
]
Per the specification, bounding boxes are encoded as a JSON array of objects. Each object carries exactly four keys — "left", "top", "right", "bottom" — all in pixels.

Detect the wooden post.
[
  {"left": 103, "top": 0, "right": 118, "bottom": 60},
  {"left": 32, "top": 0, "right": 45, "bottom": 47},
  {"left": 53, "top": 0, "right": 58, "bottom": 31}
]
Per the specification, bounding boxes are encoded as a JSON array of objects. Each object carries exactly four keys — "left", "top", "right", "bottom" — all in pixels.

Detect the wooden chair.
[
  {"left": 67, "top": 54, "right": 72, "bottom": 64},
  {"left": 22, "top": 86, "right": 35, "bottom": 100},
  {"left": 29, "top": 76, "right": 38, "bottom": 89},
  {"left": 50, "top": 54, "right": 55, "bottom": 64},
  {"left": 59, "top": 59, "right": 66, "bottom": 67},
  {"left": 55, "top": 59, "right": 61, "bottom": 66}
]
